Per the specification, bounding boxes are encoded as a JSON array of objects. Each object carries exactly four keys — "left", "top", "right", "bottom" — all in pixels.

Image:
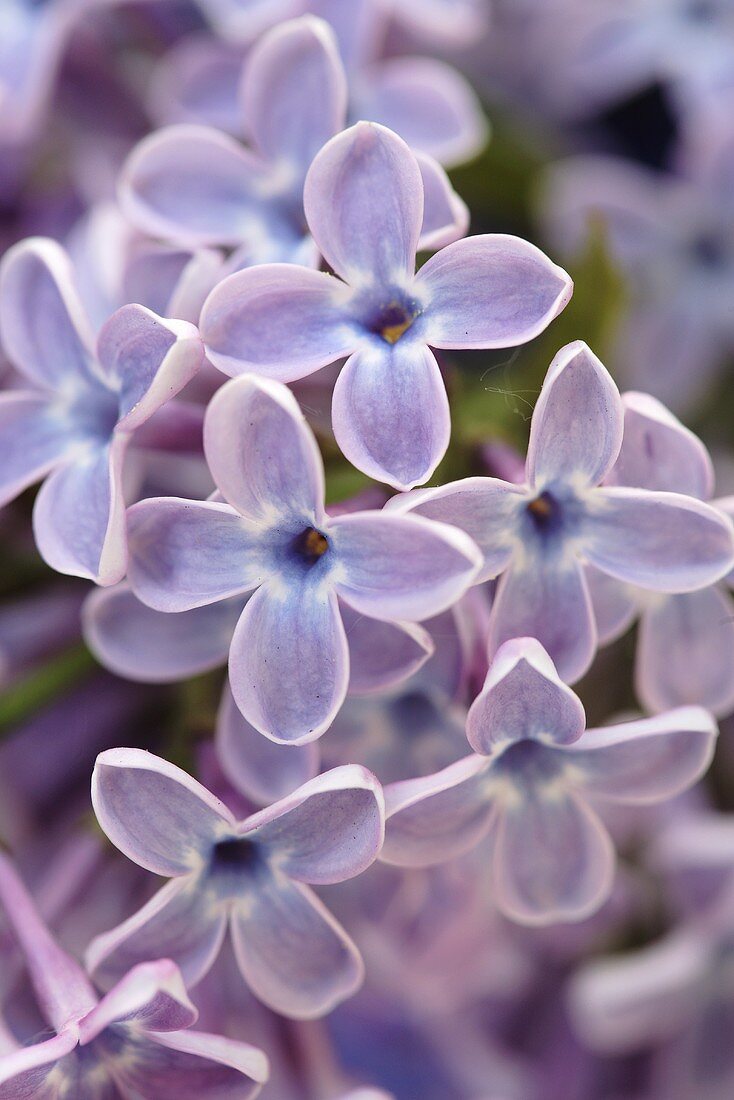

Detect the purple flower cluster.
[{"left": 1, "top": 3, "right": 734, "bottom": 1099}]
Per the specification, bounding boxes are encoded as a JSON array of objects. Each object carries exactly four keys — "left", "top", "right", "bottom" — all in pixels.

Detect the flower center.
[
  {"left": 364, "top": 299, "right": 420, "bottom": 345},
  {"left": 526, "top": 491, "right": 562, "bottom": 533},
  {"left": 211, "top": 837, "right": 260, "bottom": 874},
  {"left": 292, "top": 526, "right": 329, "bottom": 564}
]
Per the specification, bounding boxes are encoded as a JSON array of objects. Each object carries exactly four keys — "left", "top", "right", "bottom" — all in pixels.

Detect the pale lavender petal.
[
  {"left": 230, "top": 878, "right": 363, "bottom": 1018},
  {"left": 203, "top": 0, "right": 301, "bottom": 42},
  {"left": 355, "top": 56, "right": 488, "bottom": 167},
  {"left": 567, "top": 708, "right": 718, "bottom": 803},
  {"left": 493, "top": 791, "right": 614, "bottom": 925},
  {"left": 636, "top": 589, "right": 734, "bottom": 716},
  {"left": 608, "top": 391, "right": 714, "bottom": 498},
  {"left": 394, "top": 0, "right": 488, "bottom": 45},
  {"left": 241, "top": 764, "right": 383, "bottom": 883},
  {"left": 32, "top": 436, "right": 128, "bottom": 586},
  {"left": 391, "top": 477, "right": 524, "bottom": 583},
  {"left": 78, "top": 960, "right": 197, "bottom": 1042},
  {"left": 0, "top": 391, "right": 69, "bottom": 508},
  {"left": 303, "top": 121, "right": 423, "bottom": 284},
  {"left": 149, "top": 34, "right": 245, "bottom": 133},
  {"left": 228, "top": 583, "right": 349, "bottom": 744},
  {"left": 0, "top": 1029, "right": 78, "bottom": 1096},
  {"left": 488, "top": 556, "right": 597, "bottom": 685},
  {"left": 467, "top": 637, "right": 586, "bottom": 753},
  {"left": 416, "top": 234, "right": 573, "bottom": 349},
  {"left": 92, "top": 747, "right": 234, "bottom": 876},
  {"left": 332, "top": 510, "right": 481, "bottom": 621},
  {"left": 120, "top": 124, "right": 270, "bottom": 247},
  {"left": 200, "top": 263, "right": 356, "bottom": 380},
  {"left": 525, "top": 341, "right": 623, "bottom": 489},
  {"left": 203, "top": 375, "right": 324, "bottom": 522},
  {"left": 97, "top": 305, "right": 203, "bottom": 430},
  {"left": 216, "top": 684, "right": 319, "bottom": 805},
  {"left": 83, "top": 585, "right": 244, "bottom": 683},
  {"left": 585, "top": 566, "right": 638, "bottom": 645},
  {"left": 342, "top": 605, "right": 433, "bottom": 693},
  {"left": 0, "top": 237, "right": 98, "bottom": 390},
  {"left": 416, "top": 151, "right": 469, "bottom": 251},
  {"left": 585, "top": 487, "right": 734, "bottom": 591},
  {"left": 382, "top": 755, "right": 493, "bottom": 866},
  {"left": 120, "top": 1030, "right": 268, "bottom": 1099},
  {"left": 127, "top": 498, "right": 265, "bottom": 612},
  {"left": 86, "top": 878, "right": 227, "bottom": 991},
  {"left": 331, "top": 342, "right": 450, "bottom": 490},
  {"left": 242, "top": 15, "right": 346, "bottom": 169}
]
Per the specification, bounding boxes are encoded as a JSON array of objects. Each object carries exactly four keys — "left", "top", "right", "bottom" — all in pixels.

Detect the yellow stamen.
[
  {"left": 381, "top": 317, "right": 414, "bottom": 344},
  {"left": 304, "top": 529, "right": 329, "bottom": 557}
]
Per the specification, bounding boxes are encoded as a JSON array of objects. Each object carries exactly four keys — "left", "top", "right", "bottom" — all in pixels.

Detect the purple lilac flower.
[
  {"left": 0, "top": 851, "right": 268, "bottom": 1098},
  {"left": 388, "top": 341, "right": 734, "bottom": 682},
  {"left": 0, "top": 238, "right": 204, "bottom": 583},
  {"left": 123, "top": 17, "right": 468, "bottom": 269},
  {"left": 382, "top": 636, "right": 717, "bottom": 924},
  {"left": 87, "top": 748, "right": 384, "bottom": 1018},
  {"left": 126, "top": 374, "right": 481, "bottom": 743},
  {"left": 201, "top": 121, "right": 572, "bottom": 489}
]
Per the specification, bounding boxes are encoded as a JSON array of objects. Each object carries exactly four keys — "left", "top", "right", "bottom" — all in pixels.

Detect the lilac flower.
[
  {"left": 389, "top": 341, "right": 734, "bottom": 682},
  {"left": 382, "top": 637, "right": 718, "bottom": 924},
  {"left": 123, "top": 18, "right": 468, "bottom": 269},
  {"left": 126, "top": 374, "right": 481, "bottom": 743},
  {"left": 192, "top": 0, "right": 303, "bottom": 42},
  {"left": 0, "top": 851, "right": 268, "bottom": 1098},
  {"left": 201, "top": 121, "right": 572, "bottom": 489},
  {"left": 87, "top": 748, "right": 385, "bottom": 1018},
  {"left": 0, "top": 238, "right": 204, "bottom": 583}
]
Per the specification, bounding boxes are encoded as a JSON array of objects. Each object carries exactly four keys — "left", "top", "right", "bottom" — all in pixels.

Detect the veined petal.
[
  {"left": 0, "top": 1029, "right": 78, "bottom": 1095},
  {"left": 303, "top": 121, "right": 423, "bottom": 284},
  {"left": 83, "top": 584, "right": 244, "bottom": 683},
  {"left": 416, "top": 234, "right": 572, "bottom": 349},
  {"left": 342, "top": 606, "right": 434, "bottom": 694},
  {"left": 230, "top": 878, "right": 363, "bottom": 1018},
  {"left": 331, "top": 343, "right": 450, "bottom": 491},
  {"left": 242, "top": 15, "right": 347, "bottom": 169},
  {"left": 381, "top": 754, "right": 493, "bottom": 866},
  {"left": 241, "top": 764, "right": 384, "bottom": 883},
  {"left": 127, "top": 498, "right": 265, "bottom": 612},
  {"left": 416, "top": 151, "right": 469, "bottom": 251},
  {"left": 0, "top": 391, "right": 70, "bottom": 508},
  {"left": 200, "top": 263, "right": 356, "bottom": 380},
  {"left": 332, "top": 510, "right": 481, "bottom": 621},
  {"left": 585, "top": 566, "right": 638, "bottom": 645},
  {"left": 78, "top": 960, "right": 197, "bottom": 1042},
  {"left": 566, "top": 708, "right": 718, "bottom": 804},
  {"left": 525, "top": 341, "right": 624, "bottom": 490},
  {"left": 585, "top": 487, "right": 734, "bottom": 592},
  {"left": 121, "top": 1030, "right": 268, "bottom": 1099},
  {"left": 92, "top": 747, "right": 234, "bottom": 876},
  {"left": 86, "top": 878, "right": 228, "bottom": 992},
  {"left": 228, "top": 582, "right": 349, "bottom": 744},
  {"left": 203, "top": 375, "right": 325, "bottom": 523}
]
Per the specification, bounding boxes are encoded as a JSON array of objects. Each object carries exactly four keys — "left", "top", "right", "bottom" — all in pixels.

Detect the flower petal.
[
  {"left": 200, "top": 263, "right": 356, "bottom": 380},
  {"left": 0, "top": 237, "right": 98, "bottom": 390},
  {"left": 303, "top": 121, "right": 423, "bottom": 284},
  {"left": 0, "top": 391, "right": 69, "bottom": 508},
  {"left": 127, "top": 498, "right": 265, "bottom": 612},
  {"left": 381, "top": 754, "right": 493, "bottom": 866},
  {"left": 241, "top": 764, "right": 384, "bottom": 883},
  {"left": 332, "top": 510, "right": 482, "bottom": 621},
  {"left": 32, "top": 437, "right": 129, "bottom": 586},
  {"left": 86, "top": 878, "right": 227, "bottom": 992},
  {"left": 97, "top": 305, "right": 204, "bottom": 431},
  {"left": 216, "top": 684, "right": 320, "bottom": 805},
  {"left": 493, "top": 790, "right": 614, "bottom": 925},
  {"left": 228, "top": 583, "right": 349, "bottom": 744},
  {"left": 488, "top": 555, "right": 597, "bottom": 685},
  {"left": 203, "top": 375, "right": 324, "bottom": 523},
  {"left": 525, "top": 341, "right": 624, "bottom": 489},
  {"left": 391, "top": 476, "right": 524, "bottom": 583},
  {"left": 415, "top": 151, "right": 469, "bottom": 251},
  {"left": 416, "top": 234, "right": 572, "bottom": 349},
  {"left": 331, "top": 343, "right": 450, "bottom": 490},
  {"left": 467, "top": 638, "right": 586, "bottom": 753},
  {"left": 92, "top": 747, "right": 234, "bottom": 876},
  {"left": 566, "top": 708, "right": 718, "bottom": 803},
  {"left": 242, "top": 15, "right": 346, "bottom": 170},
  {"left": 83, "top": 584, "right": 244, "bottom": 683},
  {"left": 78, "top": 960, "right": 197, "bottom": 1042},
  {"left": 119, "top": 1030, "right": 268, "bottom": 1099},
  {"left": 585, "top": 487, "right": 734, "bottom": 592},
  {"left": 0, "top": 1029, "right": 78, "bottom": 1095},
  {"left": 585, "top": 566, "right": 638, "bottom": 645},
  {"left": 342, "top": 605, "right": 433, "bottom": 693},
  {"left": 230, "top": 877, "right": 363, "bottom": 1018},
  {"left": 636, "top": 589, "right": 734, "bottom": 717}
]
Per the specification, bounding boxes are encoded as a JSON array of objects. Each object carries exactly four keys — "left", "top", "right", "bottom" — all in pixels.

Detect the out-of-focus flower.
[
  {"left": 87, "top": 748, "right": 384, "bottom": 1018},
  {"left": 382, "top": 637, "right": 717, "bottom": 924}
]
